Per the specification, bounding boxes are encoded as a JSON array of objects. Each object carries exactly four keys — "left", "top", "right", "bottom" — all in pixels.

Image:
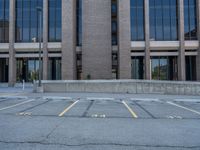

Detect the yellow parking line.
[
  {"left": 122, "top": 100, "right": 138, "bottom": 118},
  {"left": 0, "top": 99, "right": 35, "bottom": 111},
  {"left": 58, "top": 100, "right": 79, "bottom": 117}
]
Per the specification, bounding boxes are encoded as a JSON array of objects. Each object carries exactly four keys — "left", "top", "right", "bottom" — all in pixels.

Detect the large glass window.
[
  {"left": 131, "top": 56, "right": 144, "bottom": 79},
  {"left": 186, "top": 56, "right": 196, "bottom": 81},
  {"left": 48, "top": 57, "right": 61, "bottom": 80},
  {"left": 151, "top": 56, "right": 178, "bottom": 80},
  {"left": 15, "top": 0, "right": 43, "bottom": 43},
  {"left": 77, "top": 0, "right": 82, "bottom": 46},
  {"left": 16, "top": 58, "right": 40, "bottom": 82},
  {"left": 130, "top": 0, "right": 145, "bottom": 41},
  {"left": 0, "top": 0, "right": 9, "bottom": 43},
  {"left": 48, "top": 0, "right": 61, "bottom": 42},
  {"left": 149, "top": 0, "right": 178, "bottom": 41},
  {"left": 112, "top": 0, "right": 118, "bottom": 45},
  {"left": 184, "top": 0, "right": 197, "bottom": 40}
]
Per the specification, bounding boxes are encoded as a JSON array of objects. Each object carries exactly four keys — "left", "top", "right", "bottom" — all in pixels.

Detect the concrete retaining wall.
[
  {"left": 33, "top": 80, "right": 200, "bottom": 95},
  {"left": 0, "top": 83, "right": 33, "bottom": 88}
]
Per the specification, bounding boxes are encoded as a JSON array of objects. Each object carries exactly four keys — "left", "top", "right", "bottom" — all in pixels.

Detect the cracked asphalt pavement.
[{"left": 0, "top": 90, "right": 200, "bottom": 150}]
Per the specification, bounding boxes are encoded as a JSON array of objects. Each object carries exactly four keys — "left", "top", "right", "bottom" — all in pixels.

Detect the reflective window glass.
[
  {"left": 77, "top": 0, "right": 82, "bottom": 46},
  {"left": 184, "top": 0, "right": 197, "bottom": 40},
  {"left": 16, "top": 58, "right": 40, "bottom": 82},
  {"left": 48, "top": 0, "right": 61, "bottom": 42},
  {"left": 149, "top": 0, "right": 178, "bottom": 41},
  {"left": 0, "top": 0, "right": 9, "bottom": 43},
  {"left": 186, "top": 56, "right": 196, "bottom": 80},
  {"left": 48, "top": 57, "right": 61, "bottom": 80},
  {"left": 131, "top": 56, "right": 144, "bottom": 79},
  {"left": 151, "top": 56, "right": 178, "bottom": 80},
  {"left": 15, "top": 0, "right": 43, "bottom": 43},
  {"left": 130, "top": 0, "right": 145, "bottom": 41}
]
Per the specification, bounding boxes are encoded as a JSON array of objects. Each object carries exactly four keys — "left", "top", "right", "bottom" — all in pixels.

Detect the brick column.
[
  {"left": 8, "top": 0, "right": 16, "bottom": 86},
  {"left": 82, "top": 0, "right": 112, "bottom": 79},
  {"left": 61, "top": 0, "right": 77, "bottom": 80},
  {"left": 196, "top": 0, "right": 200, "bottom": 81},
  {"left": 117, "top": 0, "right": 131, "bottom": 79},
  {"left": 178, "top": 0, "right": 186, "bottom": 81},
  {"left": 144, "top": 0, "right": 151, "bottom": 80},
  {"left": 43, "top": 0, "right": 48, "bottom": 80}
]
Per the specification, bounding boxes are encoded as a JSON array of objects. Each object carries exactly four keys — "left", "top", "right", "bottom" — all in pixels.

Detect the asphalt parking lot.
[{"left": 0, "top": 91, "right": 200, "bottom": 150}]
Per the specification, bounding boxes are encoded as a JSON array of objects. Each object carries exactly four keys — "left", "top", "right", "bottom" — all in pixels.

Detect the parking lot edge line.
[
  {"left": 167, "top": 101, "right": 200, "bottom": 115},
  {"left": 122, "top": 101, "right": 138, "bottom": 118},
  {"left": 58, "top": 100, "right": 79, "bottom": 117},
  {"left": 0, "top": 99, "right": 35, "bottom": 111}
]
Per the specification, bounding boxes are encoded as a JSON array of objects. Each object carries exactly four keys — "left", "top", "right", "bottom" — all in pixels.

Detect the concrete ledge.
[
  {"left": 33, "top": 80, "right": 200, "bottom": 96},
  {"left": 0, "top": 83, "right": 33, "bottom": 88}
]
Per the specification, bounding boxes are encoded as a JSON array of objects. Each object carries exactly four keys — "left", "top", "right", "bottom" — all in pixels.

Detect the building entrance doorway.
[
  {"left": 16, "top": 58, "right": 40, "bottom": 82},
  {"left": 151, "top": 56, "right": 178, "bottom": 80}
]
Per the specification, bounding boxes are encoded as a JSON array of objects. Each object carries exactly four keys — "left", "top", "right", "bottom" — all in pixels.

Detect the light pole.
[{"left": 36, "top": 7, "right": 42, "bottom": 87}]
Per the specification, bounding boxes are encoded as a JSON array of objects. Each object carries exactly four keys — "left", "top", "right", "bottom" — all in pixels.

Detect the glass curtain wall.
[
  {"left": 151, "top": 56, "right": 178, "bottom": 80},
  {"left": 48, "top": 57, "right": 61, "bottom": 80},
  {"left": 0, "top": 0, "right": 9, "bottom": 43},
  {"left": 130, "top": 0, "right": 145, "bottom": 41},
  {"left": 48, "top": 0, "right": 61, "bottom": 42},
  {"left": 184, "top": 0, "right": 197, "bottom": 40},
  {"left": 16, "top": 58, "right": 40, "bottom": 82},
  {"left": 149, "top": 0, "right": 178, "bottom": 41},
  {"left": 77, "top": 0, "right": 82, "bottom": 46},
  {"left": 185, "top": 56, "right": 196, "bottom": 81},
  {"left": 15, "top": 0, "right": 43, "bottom": 42},
  {"left": 131, "top": 56, "right": 144, "bottom": 79}
]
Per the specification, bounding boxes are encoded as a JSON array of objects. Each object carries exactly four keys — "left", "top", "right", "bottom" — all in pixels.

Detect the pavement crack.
[
  {"left": 0, "top": 141, "right": 199, "bottom": 149},
  {"left": 42, "top": 119, "right": 66, "bottom": 142}
]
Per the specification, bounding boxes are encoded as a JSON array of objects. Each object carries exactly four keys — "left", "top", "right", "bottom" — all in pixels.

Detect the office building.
[{"left": 0, "top": 0, "right": 200, "bottom": 85}]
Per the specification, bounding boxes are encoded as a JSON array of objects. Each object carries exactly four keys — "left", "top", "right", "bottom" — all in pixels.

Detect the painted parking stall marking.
[
  {"left": 131, "top": 98, "right": 160, "bottom": 102},
  {"left": 167, "top": 101, "right": 200, "bottom": 116},
  {"left": 87, "top": 97, "right": 115, "bottom": 101},
  {"left": 122, "top": 100, "right": 138, "bottom": 118},
  {"left": 91, "top": 114, "right": 106, "bottom": 118},
  {"left": 59, "top": 100, "right": 80, "bottom": 117},
  {"left": 43, "top": 96, "right": 72, "bottom": 100},
  {"left": 166, "top": 115, "right": 183, "bottom": 119},
  {"left": 174, "top": 99, "right": 200, "bottom": 103},
  {"left": 0, "top": 99, "right": 36, "bottom": 111}
]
